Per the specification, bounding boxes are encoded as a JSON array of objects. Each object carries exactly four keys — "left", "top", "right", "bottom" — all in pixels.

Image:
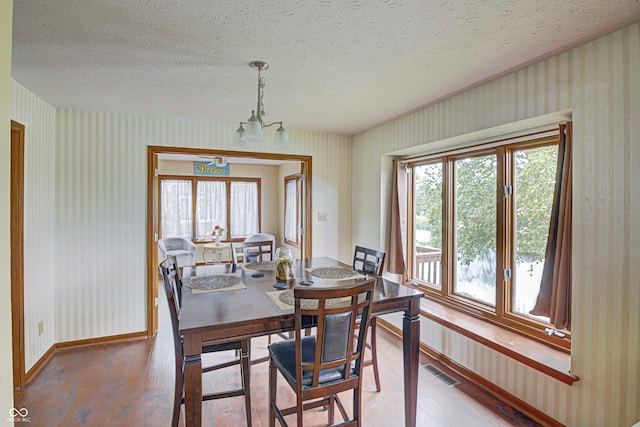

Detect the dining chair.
[
  {"left": 231, "top": 240, "right": 274, "bottom": 264},
  {"left": 352, "top": 246, "right": 386, "bottom": 393},
  {"left": 159, "top": 256, "right": 252, "bottom": 427},
  {"left": 268, "top": 279, "right": 376, "bottom": 427}
]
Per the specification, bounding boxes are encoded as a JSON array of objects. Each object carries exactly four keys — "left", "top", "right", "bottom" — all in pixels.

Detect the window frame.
[
  {"left": 405, "top": 131, "right": 571, "bottom": 350},
  {"left": 158, "top": 174, "right": 261, "bottom": 241},
  {"left": 284, "top": 174, "right": 301, "bottom": 247}
]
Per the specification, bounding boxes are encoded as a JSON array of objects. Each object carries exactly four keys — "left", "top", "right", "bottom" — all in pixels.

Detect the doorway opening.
[{"left": 146, "top": 146, "right": 313, "bottom": 335}]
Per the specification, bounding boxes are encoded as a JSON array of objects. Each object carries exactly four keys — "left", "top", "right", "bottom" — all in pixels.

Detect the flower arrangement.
[{"left": 211, "top": 225, "right": 225, "bottom": 237}]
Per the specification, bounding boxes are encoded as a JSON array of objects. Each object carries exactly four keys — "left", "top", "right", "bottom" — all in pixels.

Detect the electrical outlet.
[
  {"left": 38, "top": 320, "right": 44, "bottom": 336},
  {"left": 318, "top": 211, "right": 327, "bottom": 222}
]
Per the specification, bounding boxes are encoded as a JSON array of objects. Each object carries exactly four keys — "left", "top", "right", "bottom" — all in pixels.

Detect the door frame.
[
  {"left": 11, "top": 120, "right": 25, "bottom": 389},
  {"left": 146, "top": 146, "right": 313, "bottom": 335}
]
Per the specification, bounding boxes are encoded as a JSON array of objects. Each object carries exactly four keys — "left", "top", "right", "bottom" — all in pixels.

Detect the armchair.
[{"left": 158, "top": 237, "right": 197, "bottom": 267}]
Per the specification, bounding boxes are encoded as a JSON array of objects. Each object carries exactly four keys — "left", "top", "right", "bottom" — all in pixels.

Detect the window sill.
[{"left": 419, "top": 298, "right": 578, "bottom": 385}]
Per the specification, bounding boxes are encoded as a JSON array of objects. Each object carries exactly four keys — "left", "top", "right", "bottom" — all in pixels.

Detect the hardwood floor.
[{"left": 15, "top": 287, "right": 542, "bottom": 427}]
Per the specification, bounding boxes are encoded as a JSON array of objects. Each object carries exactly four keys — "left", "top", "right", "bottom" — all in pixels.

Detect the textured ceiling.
[{"left": 11, "top": 0, "right": 640, "bottom": 135}]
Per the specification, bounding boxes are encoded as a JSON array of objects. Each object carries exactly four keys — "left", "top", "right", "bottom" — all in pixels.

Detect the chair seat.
[
  {"left": 167, "top": 249, "right": 192, "bottom": 257},
  {"left": 269, "top": 336, "right": 356, "bottom": 389}
]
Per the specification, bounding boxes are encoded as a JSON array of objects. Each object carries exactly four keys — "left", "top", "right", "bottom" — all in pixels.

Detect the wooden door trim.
[{"left": 11, "top": 120, "right": 25, "bottom": 389}]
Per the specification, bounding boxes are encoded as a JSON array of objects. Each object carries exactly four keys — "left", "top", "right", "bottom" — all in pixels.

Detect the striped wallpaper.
[
  {"left": 10, "top": 82, "right": 56, "bottom": 371},
  {"left": 8, "top": 98, "right": 353, "bottom": 351},
  {"left": 354, "top": 23, "right": 640, "bottom": 427}
]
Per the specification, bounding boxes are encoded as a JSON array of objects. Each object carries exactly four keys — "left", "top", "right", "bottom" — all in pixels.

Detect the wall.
[
  {"left": 0, "top": 0, "right": 14, "bottom": 417},
  {"left": 51, "top": 110, "right": 352, "bottom": 343},
  {"left": 353, "top": 24, "right": 640, "bottom": 426},
  {"left": 10, "top": 82, "right": 56, "bottom": 371}
]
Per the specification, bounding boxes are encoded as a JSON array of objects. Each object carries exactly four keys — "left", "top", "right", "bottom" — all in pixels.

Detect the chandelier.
[{"left": 234, "top": 61, "right": 289, "bottom": 149}]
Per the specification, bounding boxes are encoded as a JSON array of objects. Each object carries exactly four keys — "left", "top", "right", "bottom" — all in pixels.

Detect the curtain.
[
  {"left": 530, "top": 122, "right": 573, "bottom": 330},
  {"left": 284, "top": 179, "right": 297, "bottom": 242},
  {"left": 195, "top": 181, "right": 227, "bottom": 238},
  {"left": 230, "top": 181, "right": 259, "bottom": 238},
  {"left": 389, "top": 159, "right": 408, "bottom": 275},
  {"left": 160, "top": 179, "right": 193, "bottom": 238}
]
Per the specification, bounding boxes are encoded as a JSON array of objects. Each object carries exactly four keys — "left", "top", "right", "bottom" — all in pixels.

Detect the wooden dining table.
[{"left": 179, "top": 257, "right": 423, "bottom": 426}]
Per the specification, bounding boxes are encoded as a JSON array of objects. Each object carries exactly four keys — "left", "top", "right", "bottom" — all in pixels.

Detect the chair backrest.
[
  {"left": 161, "top": 237, "right": 188, "bottom": 251},
  {"left": 231, "top": 240, "right": 273, "bottom": 264},
  {"left": 159, "top": 256, "right": 184, "bottom": 426},
  {"left": 244, "top": 233, "right": 275, "bottom": 244},
  {"left": 293, "top": 279, "right": 376, "bottom": 389},
  {"left": 352, "top": 246, "right": 385, "bottom": 276},
  {"left": 160, "top": 256, "right": 183, "bottom": 306}
]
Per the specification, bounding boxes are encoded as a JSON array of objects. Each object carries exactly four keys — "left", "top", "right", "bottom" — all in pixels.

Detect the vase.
[{"left": 215, "top": 235, "right": 221, "bottom": 246}]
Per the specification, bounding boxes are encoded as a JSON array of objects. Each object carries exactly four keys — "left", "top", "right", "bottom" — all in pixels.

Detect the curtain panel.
[
  {"left": 160, "top": 179, "right": 193, "bottom": 239},
  {"left": 530, "top": 122, "right": 573, "bottom": 330},
  {"left": 389, "top": 158, "right": 408, "bottom": 275}
]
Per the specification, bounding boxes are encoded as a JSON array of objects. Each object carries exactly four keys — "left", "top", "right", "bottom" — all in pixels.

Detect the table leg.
[
  {"left": 402, "top": 298, "right": 420, "bottom": 427},
  {"left": 184, "top": 353, "right": 203, "bottom": 426}
]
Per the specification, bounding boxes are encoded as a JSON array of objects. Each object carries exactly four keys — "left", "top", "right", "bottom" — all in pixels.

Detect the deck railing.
[{"left": 415, "top": 245, "right": 442, "bottom": 285}]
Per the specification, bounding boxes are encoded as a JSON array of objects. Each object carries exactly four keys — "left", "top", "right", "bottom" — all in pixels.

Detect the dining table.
[{"left": 179, "top": 257, "right": 423, "bottom": 426}]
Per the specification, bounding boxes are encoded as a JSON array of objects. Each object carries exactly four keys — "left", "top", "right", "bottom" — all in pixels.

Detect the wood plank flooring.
[{"left": 14, "top": 287, "right": 543, "bottom": 426}]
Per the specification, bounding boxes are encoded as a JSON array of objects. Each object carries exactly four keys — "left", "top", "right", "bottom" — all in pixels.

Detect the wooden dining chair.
[
  {"left": 352, "top": 246, "right": 385, "bottom": 276},
  {"left": 268, "top": 279, "right": 376, "bottom": 427},
  {"left": 352, "top": 246, "right": 386, "bottom": 393},
  {"left": 159, "top": 256, "right": 252, "bottom": 427},
  {"left": 231, "top": 240, "right": 274, "bottom": 264}
]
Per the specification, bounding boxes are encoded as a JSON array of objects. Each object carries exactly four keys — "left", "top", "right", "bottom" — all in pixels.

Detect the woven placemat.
[
  {"left": 306, "top": 266, "right": 366, "bottom": 281},
  {"left": 184, "top": 274, "right": 246, "bottom": 294},
  {"left": 267, "top": 289, "right": 364, "bottom": 310},
  {"left": 241, "top": 261, "right": 276, "bottom": 271}
]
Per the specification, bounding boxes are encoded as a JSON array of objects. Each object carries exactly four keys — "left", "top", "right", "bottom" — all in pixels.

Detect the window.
[
  {"left": 160, "top": 179, "right": 192, "bottom": 239},
  {"left": 195, "top": 181, "right": 227, "bottom": 238},
  {"left": 229, "top": 181, "right": 259, "bottom": 239},
  {"left": 284, "top": 174, "right": 301, "bottom": 247},
  {"left": 159, "top": 176, "right": 260, "bottom": 240},
  {"left": 407, "top": 131, "right": 567, "bottom": 346}
]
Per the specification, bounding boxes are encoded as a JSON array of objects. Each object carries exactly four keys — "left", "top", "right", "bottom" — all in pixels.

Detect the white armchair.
[
  {"left": 158, "top": 237, "right": 197, "bottom": 268},
  {"left": 244, "top": 233, "right": 276, "bottom": 262}
]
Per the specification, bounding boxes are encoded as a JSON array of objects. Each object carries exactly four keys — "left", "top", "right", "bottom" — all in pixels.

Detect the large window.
[
  {"left": 408, "top": 131, "right": 567, "bottom": 345},
  {"left": 284, "top": 174, "right": 301, "bottom": 247},
  {"left": 160, "top": 176, "right": 260, "bottom": 240}
]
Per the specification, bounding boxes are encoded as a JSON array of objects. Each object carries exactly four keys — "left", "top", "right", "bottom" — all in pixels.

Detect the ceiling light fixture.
[{"left": 234, "top": 61, "right": 289, "bottom": 149}]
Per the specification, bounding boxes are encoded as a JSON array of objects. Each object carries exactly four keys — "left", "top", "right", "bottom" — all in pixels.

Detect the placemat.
[
  {"left": 240, "top": 261, "right": 276, "bottom": 271},
  {"left": 267, "top": 289, "right": 363, "bottom": 311},
  {"left": 184, "top": 274, "right": 247, "bottom": 294},
  {"left": 305, "top": 266, "right": 366, "bottom": 281}
]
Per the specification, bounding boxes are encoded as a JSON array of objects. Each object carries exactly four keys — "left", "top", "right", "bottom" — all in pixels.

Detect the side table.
[{"left": 202, "top": 242, "right": 231, "bottom": 264}]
